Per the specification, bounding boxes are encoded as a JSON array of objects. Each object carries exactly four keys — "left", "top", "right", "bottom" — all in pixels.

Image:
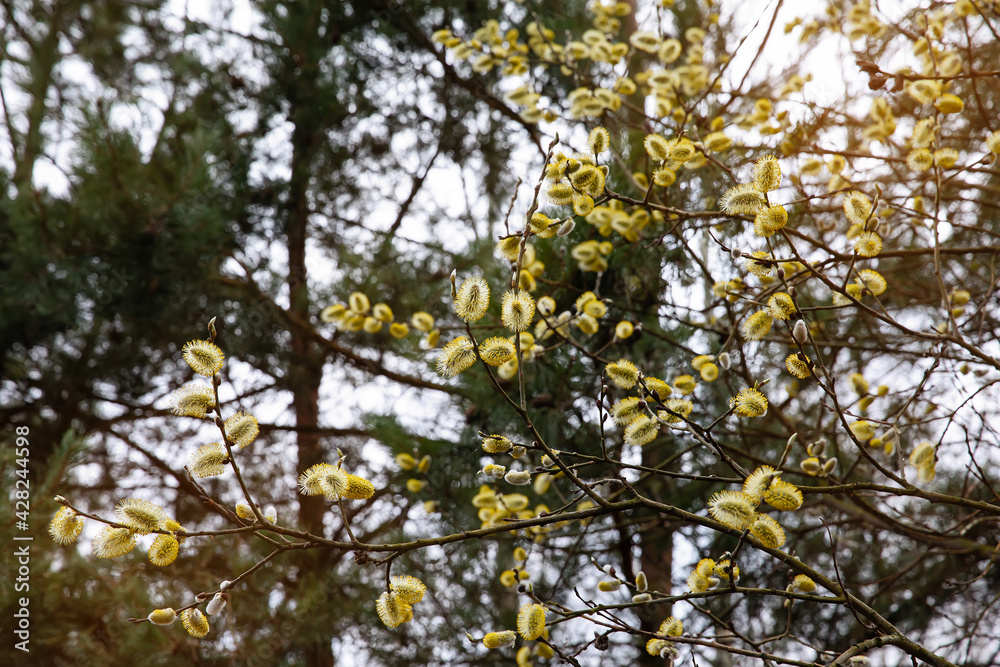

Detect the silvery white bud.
[
  {"left": 660, "top": 645, "right": 679, "bottom": 659},
  {"left": 206, "top": 593, "right": 227, "bottom": 616},
  {"left": 556, "top": 219, "right": 576, "bottom": 236},
  {"left": 822, "top": 458, "right": 839, "bottom": 475},
  {"left": 264, "top": 505, "right": 277, "bottom": 523},
  {"left": 793, "top": 320, "right": 808, "bottom": 344},
  {"left": 718, "top": 352, "right": 731, "bottom": 370},
  {"left": 504, "top": 470, "right": 532, "bottom": 485}
]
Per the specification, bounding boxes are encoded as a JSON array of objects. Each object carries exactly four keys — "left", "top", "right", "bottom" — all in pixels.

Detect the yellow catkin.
[
  {"left": 376, "top": 592, "right": 413, "bottom": 628},
  {"left": 455, "top": 276, "right": 491, "bottom": 321},
  {"left": 483, "top": 631, "right": 517, "bottom": 649},
  {"left": 793, "top": 574, "right": 817, "bottom": 593},
  {"left": 343, "top": 474, "right": 375, "bottom": 500},
  {"left": 390, "top": 575, "right": 427, "bottom": 604},
  {"left": 730, "top": 387, "right": 768, "bottom": 417},
  {"left": 181, "top": 609, "right": 210, "bottom": 638},
  {"left": 501, "top": 290, "right": 535, "bottom": 332},
  {"left": 605, "top": 359, "right": 639, "bottom": 389},
  {"left": 750, "top": 514, "right": 786, "bottom": 548},
  {"left": 708, "top": 491, "right": 755, "bottom": 530},
  {"left": 753, "top": 155, "right": 782, "bottom": 191},
  {"left": 659, "top": 616, "right": 683, "bottom": 636},
  {"left": 517, "top": 603, "right": 546, "bottom": 640},
  {"left": 478, "top": 337, "right": 516, "bottom": 366},
  {"left": 763, "top": 480, "right": 803, "bottom": 511},
  {"left": 48, "top": 507, "right": 85, "bottom": 545},
  {"left": 148, "top": 534, "right": 180, "bottom": 566},
  {"left": 437, "top": 337, "right": 476, "bottom": 378},
  {"left": 182, "top": 340, "right": 225, "bottom": 376},
  {"left": 741, "top": 311, "right": 774, "bottom": 341},
  {"left": 624, "top": 415, "right": 660, "bottom": 447},
  {"left": 720, "top": 184, "right": 766, "bottom": 215}
]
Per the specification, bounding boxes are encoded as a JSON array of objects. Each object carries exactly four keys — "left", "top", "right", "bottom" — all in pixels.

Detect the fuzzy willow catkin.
[{"left": 517, "top": 603, "right": 546, "bottom": 640}]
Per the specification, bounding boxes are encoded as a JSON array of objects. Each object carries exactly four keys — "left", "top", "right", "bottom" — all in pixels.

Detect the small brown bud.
[
  {"left": 856, "top": 59, "right": 880, "bottom": 74},
  {"left": 867, "top": 74, "right": 887, "bottom": 90}
]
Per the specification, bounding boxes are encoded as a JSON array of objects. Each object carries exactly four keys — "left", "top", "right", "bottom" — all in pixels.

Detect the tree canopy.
[{"left": 3, "top": 1, "right": 1000, "bottom": 666}]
